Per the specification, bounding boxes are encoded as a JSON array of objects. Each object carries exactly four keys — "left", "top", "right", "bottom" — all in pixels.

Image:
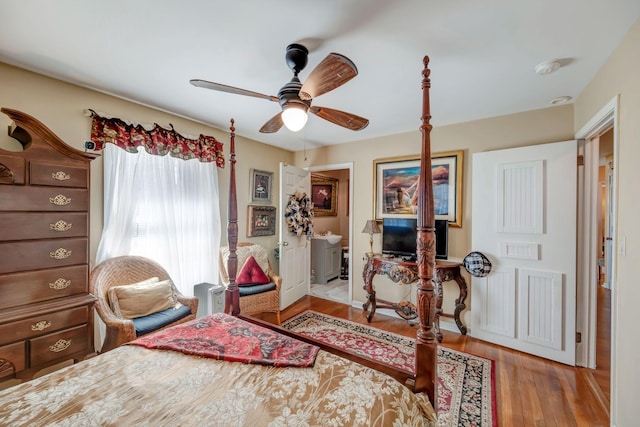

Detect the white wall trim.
[
  {"left": 574, "top": 94, "right": 619, "bottom": 423},
  {"left": 576, "top": 96, "right": 617, "bottom": 139},
  {"left": 307, "top": 162, "right": 354, "bottom": 304}
]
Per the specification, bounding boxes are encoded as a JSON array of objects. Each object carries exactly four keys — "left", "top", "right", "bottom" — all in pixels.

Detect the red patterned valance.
[{"left": 90, "top": 112, "right": 225, "bottom": 167}]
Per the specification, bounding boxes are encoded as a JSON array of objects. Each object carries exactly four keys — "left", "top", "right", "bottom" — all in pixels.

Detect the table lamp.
[{"left": 362, "top": 220, "right": 381, "bottom": 256}]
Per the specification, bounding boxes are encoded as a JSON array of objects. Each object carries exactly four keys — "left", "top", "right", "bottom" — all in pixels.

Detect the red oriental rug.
[{"left": 282, "top": 310, "right": 497, "bottom": 427}]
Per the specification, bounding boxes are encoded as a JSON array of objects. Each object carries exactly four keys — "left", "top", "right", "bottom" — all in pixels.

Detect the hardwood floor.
[{"left": 257, "top": 295, "right": 610, "bottom": 427}]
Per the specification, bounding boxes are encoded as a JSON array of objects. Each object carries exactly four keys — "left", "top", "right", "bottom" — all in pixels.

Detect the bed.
[{"left": 0, "top": 56, "right": 439, "bottom": 426}]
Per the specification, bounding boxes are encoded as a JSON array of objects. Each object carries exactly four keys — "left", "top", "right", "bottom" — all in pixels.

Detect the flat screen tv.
[{"left": 382, "top": 218, "right": 448, "bottom": 260}]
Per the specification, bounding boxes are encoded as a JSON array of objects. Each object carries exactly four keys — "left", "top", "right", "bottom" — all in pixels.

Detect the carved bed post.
[
  {"left": 414, "top": 56, "right": 438, "bottom": 407},
  {"left": 225, "top": 119, "right": 241, "bottom": 316}
]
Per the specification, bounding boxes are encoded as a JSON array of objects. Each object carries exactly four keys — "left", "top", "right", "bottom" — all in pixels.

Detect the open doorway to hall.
[
  {"left": 575, "top": 107, "right": 616, "bottom": 418},
  {"left": 592, "top": 127, "right": 614, "bottom": 410},
  {"left": 307, "top": 166, "right": 352, "bottom": 305}
]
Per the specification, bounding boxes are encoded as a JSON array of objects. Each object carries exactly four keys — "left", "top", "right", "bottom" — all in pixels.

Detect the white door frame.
[
  {"left": 575, "top": 95, "right": 619, "bottom": 411},
  {"left": 279, "top": 163, "right": 312, "bottom": 309},
  {"left": 306, "top": 162, "right": 354, "bottom": 303}
]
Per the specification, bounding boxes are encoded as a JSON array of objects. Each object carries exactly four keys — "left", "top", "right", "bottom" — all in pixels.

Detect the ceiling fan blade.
[
  {"left": 259, "top": 112, "right": 284, "bottom": 133},
  {"left": 190, "top": 79, "right": 279, "bottom": 102},
  {"left": 299, "top": 53, "right": 358, "bottom": 101},
  {"left": 309, "top": 106, "right": 369, "bottom": 131}
]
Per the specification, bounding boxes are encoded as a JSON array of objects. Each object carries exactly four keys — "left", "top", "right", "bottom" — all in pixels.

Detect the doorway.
[
  {"left": 589, "top": 127, "right": 614, "bottom": 411},
  {"left": 576, "top": 95, "right": 618, "bottom": 417},
  {"left": 307, "top": 163, "right": 353, "bottom": 305}
]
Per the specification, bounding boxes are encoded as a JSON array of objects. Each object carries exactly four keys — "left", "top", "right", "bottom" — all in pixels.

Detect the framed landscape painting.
[{"left": 373, "top": 150, "right": 463, "bottom": 227}]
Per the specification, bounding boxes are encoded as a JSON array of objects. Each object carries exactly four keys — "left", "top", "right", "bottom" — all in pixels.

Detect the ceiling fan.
[{"left": 190, "top": 43, "right": 369, "bottom": 133}]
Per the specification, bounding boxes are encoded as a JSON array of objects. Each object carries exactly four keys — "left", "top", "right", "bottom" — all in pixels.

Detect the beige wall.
[
  {"left": 574, "top": 17, "right": 640, "bottom": 426},
  {"left": 294, "top": 104, "right": 574, "bottom": 314},
  {"left": 0, "top": 62, "right": 293, "bottom": 274}
]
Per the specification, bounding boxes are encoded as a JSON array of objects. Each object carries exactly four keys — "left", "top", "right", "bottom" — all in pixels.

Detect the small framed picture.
[
  {"left": 247, "top": 205, "right": 276, "bottom": 237},
  {"left": 311, "top": 174, "right": 338, "bottom": 216},
  {"left": 250, "top": 169, "right": 274, "bottom": 204}
]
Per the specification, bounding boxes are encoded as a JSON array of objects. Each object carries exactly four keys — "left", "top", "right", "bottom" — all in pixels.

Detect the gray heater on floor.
[{"left": 193, "top": 282, "right": 225, "bottom": 317}]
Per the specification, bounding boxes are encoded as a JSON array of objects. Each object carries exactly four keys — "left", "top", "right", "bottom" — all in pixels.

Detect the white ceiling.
[{"left": 1, "top": 1, "right": 639, "bottom": 152}]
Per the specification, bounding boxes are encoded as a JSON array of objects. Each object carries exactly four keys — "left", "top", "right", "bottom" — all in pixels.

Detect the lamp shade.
[
  {"left": 281, "top": 105, "right": 308, "bottom": 132},
  {"left": 362, "top": 220, "right": 381, "bottom": 235}
]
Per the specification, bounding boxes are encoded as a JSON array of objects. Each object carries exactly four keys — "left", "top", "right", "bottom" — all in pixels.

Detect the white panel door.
[
  {"left": 279, "top": 163, "right": 310, "bottom": 309},
  {"left": 471, "top": 140, "right": 577, "bottom": 364}
]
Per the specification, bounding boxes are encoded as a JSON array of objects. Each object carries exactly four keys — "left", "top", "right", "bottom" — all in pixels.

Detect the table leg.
[
  {"left": 364, "top": 290, "right": 377, "bottom": 322},
  {"left": 362, "top": 258, "right": 378, "bottom": 322},
  {"left": 452, "top": 275, "right": 468, "bottom": 335}
]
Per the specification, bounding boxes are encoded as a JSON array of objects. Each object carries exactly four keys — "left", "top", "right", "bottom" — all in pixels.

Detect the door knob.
[{"left": 281, "top": 241, "right": 289, "bottom": 246}]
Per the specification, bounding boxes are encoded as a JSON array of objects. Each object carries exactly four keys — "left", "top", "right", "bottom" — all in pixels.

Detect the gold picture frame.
[
  {"left": 373, "top": 150, "right": 463, "bottom": 227},
  {"left": 311, "top": 174, "right": 338, "bottom": 217},
  {"left": 247, "top": 205, "right": 276, "bottom": 237}
]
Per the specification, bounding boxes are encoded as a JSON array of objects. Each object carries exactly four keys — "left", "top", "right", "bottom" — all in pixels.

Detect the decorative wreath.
[{"left": 284, "top": 191, "right": 314, "bottom": 238}]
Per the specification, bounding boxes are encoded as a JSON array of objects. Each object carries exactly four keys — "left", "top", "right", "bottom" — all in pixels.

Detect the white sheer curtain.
[{"left": 96, "top": 144, "right": 221, "bottom": 297}]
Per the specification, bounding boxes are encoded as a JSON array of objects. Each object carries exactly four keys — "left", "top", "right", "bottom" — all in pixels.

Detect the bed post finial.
[
  {"left": 414, "top": 55, "right": 438, "bottom": 408},
  {"left": 225, "top": 118, "right": 240, "bottom": 316}
]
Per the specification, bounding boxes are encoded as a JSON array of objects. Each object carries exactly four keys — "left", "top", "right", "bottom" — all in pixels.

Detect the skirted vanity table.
[{"left": 310, "top": 234, "right": 342, "bottom": 284}]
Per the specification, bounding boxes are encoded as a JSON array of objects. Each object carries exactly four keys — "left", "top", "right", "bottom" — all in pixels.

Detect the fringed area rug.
[{"left": 282, "top": 310, "right": 497, "bottom": 427}]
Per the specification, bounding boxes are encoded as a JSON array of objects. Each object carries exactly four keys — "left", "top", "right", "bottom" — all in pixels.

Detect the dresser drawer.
[
  {"left": 0, "top": 265, "right": 88, "bottom": 310},
  {"left": 0, "top": 154, "right": 25, "bottom": 185},
  {"left": 0, "top": 212, "right": 88, "bottom": 242},
  {"left": 0, "top": 185, "right": 88, "bottom": 211},
  {"left": 0, "top": 306, "right": 89, "bottom": 346},
  {"left": 0, "top": 341, "right": 26, "bottom": 375},
  {"left": 29, "top": 324, "right": 90, "bottom": 366},
  {"left": 0, "top": 238, "right": 88, "bottom": 274},
  {"left": 29, "top": 162, "right": 88, "bottom": 188}
]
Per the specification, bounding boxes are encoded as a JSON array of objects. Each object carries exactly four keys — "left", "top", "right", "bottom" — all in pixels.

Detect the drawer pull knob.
[
  {"left": 51, "top": 171, "right": 70, "bottom": 181},
  {"left": 49, "top": 194, "right": 72, "bottom": 206},
  {"left": 0, "top": 163, "right": 14, "bottom": 184},
  {"left": 49, "top": 339, "right": 71, "bottom": 353},
  {"left": 49, "top": 278, "right": 71, "bottom": 290},
  {"left": 31, "top": 320, "right": 52, "bottom": 331},
  {"left": 50, "top": 220, "right": 72, "bottom": 232},
  {"left": 50, "top": 248, "right": 72, "bottom": 259}
]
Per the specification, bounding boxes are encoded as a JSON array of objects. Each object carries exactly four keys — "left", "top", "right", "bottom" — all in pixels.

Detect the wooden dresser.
[{"left": 0, "top": 108, "right": 99, "bottom": 381}]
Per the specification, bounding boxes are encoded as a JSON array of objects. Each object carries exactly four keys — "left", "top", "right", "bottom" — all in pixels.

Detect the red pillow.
[{"left": 236, "top": 256, "right": 270, "bottom": 286}]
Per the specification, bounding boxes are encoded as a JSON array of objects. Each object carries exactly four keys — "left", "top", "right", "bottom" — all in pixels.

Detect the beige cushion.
[{"left": 108, "top": 277, "right": 177, "bottom": 319}]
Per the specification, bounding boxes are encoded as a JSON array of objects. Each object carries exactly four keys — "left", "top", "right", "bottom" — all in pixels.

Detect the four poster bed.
[{"left": 0, "top": 57, "right": 439, "bottom": 426}]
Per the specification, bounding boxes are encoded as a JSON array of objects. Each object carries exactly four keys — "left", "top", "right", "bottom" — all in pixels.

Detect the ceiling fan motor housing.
[
  {"left": 278, "top": 75, "right": 310, "bottom": 110},
  {"left": 285, "top": 43, "right": 308, "bottom": 74}
]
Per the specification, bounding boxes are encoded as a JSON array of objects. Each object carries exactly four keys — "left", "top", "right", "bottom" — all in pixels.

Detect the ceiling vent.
[{"left": 535, "top": 60, "right": 561, "bottom": 75}]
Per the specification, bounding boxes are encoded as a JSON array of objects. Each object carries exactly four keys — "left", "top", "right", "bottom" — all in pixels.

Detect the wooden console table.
[{"left": 362, "top": 255, "right": 468, "bottom": 342}]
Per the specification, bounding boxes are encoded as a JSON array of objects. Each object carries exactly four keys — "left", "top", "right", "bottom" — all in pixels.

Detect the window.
[{"left": 96, "top": 144, "right": 221, "bottom": 296}]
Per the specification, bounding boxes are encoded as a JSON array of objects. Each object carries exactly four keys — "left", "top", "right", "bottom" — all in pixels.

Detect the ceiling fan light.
[{"left": 281, "top": 105, "right": 308, "bottom": 132}]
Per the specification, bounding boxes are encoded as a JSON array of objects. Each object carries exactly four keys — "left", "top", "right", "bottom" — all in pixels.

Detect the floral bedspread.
[{"left": 0, "top": 341, "right": 436, "bottom": 426}]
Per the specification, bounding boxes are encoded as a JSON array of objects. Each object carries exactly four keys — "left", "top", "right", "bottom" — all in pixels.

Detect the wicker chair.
[
  {"left": 219, "top": 242, "right": 281, "bottom": 324},
  {"left": 89, "top": 255, "right": 198, "bottom": 352}
]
